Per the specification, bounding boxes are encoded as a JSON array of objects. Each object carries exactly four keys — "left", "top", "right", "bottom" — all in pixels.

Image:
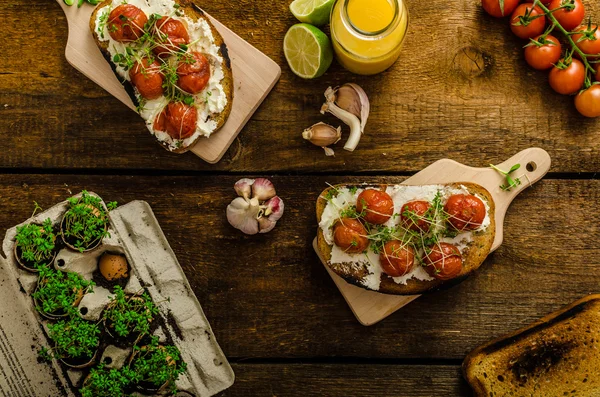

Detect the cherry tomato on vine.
[
  {"left": 482, "top": 0, "right": 520, "bottom": 18},
  {"left": 549, "top": 0, "right": 585, "bottom": 32},
  {"left": 572, "top": 25, "right": 600, "bottom": 58},
  {"left": 575, "top": 85, "right": 600, "bottom": 117},
  {"left": 524, "top": 35, "right": 562, "bottom": 70},
  {"left": 549, "top": 58, "right": 586, "bottom": 95},
  {"left": 510, "top": 4, "right": 547, "bottom": 40}
]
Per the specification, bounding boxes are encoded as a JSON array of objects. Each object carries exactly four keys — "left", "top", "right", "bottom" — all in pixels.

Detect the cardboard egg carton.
[{"left": 0, "top": 193, "right": 234, "bottom": 396}]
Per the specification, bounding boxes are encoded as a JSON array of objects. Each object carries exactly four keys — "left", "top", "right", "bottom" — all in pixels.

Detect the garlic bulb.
[
  {"left": 302, "top": 122, "right": 341, "bottom": 156},
  {"left": 226, "top": 178, "right": 284, "bottom": 235},
  {"left": 321, "top": 84, "right": 370, "bottom": 152}
]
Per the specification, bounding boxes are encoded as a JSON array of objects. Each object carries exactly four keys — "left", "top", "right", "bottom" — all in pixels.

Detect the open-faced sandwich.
[
  {"left": 316, "top": 183, "right": 496, "bottom": 294},
  {"left": 90, "top": 0, "right": 233, "bottom": 153}
]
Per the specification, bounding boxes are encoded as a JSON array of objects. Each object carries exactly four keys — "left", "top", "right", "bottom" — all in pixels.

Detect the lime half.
[
  {"left": 290, "top": 0, "right": 335, "bottom": 26},
  {"left": 283, "top": 23, "right": 333, "bottom": 79}
]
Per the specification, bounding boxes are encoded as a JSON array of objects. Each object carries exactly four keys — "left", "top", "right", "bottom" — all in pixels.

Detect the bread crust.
[
  {"left": 315, "top": 183, "right": 496, "bottom": 295},
  {"left": 90, "top": 0, "right": 233, "bottom": 154},
  {"left": 463, "top": 295, "right": 600, "bottom": 397}
]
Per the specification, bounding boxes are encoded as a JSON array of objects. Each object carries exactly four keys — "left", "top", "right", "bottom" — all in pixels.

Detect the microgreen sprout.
[
  {"left": 41, "top": 316, "right": 101, "bottom": 362},
  {"left": 32, "top": 266, "right": 94, "bottom": 317},
  {"left": 490, "top": 163, "right": 522, "bottom": 191},
  {"left": 128, "top": 337, "right": 187, "bottom": 393},
  {"left": 104, "top": 286, "right": 158, "bottom": 339},
  {"left": 62, "top": 191, "right": 116, "bottom": 252},
  {"left": 80, "top": 364, "right": 135, "bottom": 397},
  {"left": 15, "top": 218, "right": 56, "bottom": 267}
]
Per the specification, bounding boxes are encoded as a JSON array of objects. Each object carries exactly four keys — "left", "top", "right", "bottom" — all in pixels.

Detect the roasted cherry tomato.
[
  {"left": 549, "top": 58, "right": 585, "bottom": 95},
  {"left": 356, "top": 189, "right": 394, "bottom": 225},
  {"left": 400, "top": 201, "right": 431, "bottom": 232},
  {"left": 129, "top": 58, "right": 164, "bottom": 100},
  {"left": 575, "top": 85, "right": 600, "bottom": 118},
  {"left": 423, "top": 243, "right": 463, "bottom": 281},
  {"left": 510, "top": 4, "right": 546, "bottom": 40},
  {"left": 572, "top": 25, "right": 600, "bottom": 59},
  {"left": 153, "top": 102, "right": 197, "bottom": 140},
  {"left": 379, "top": 241, "right": 415, "bottom": 277},
  {"left": 549, "top": 0, "right": 585, "bottom": 32},
  {"left": 153, "top": 16, "right": 190, "bottom": 58},
  {"left": 524, "top": 35, "right": 562, "bottom": 70},
  {"left": 332, "top": 218, "right": 369, "bottom": 254},
  {"left": 481, "top": 0, "right": 520, "bottom": 18},
  {"left": 107, "top": 5, "right": 148, "bottom": 42},
  {"left": 445, "top": 194, "right": 486, "bottom": 231},
  {"left": 177, "top": 52, "right": 211, "bottom": 94}
]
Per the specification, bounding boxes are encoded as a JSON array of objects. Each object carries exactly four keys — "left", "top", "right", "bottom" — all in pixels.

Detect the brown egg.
[{"left": 98, "top": 253, "right": 129, "bottom": 281}]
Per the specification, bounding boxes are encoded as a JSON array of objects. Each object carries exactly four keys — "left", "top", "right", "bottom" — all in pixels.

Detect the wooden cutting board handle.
[{"left": 315, "top": 148, "right": 551, "bottom": 326}]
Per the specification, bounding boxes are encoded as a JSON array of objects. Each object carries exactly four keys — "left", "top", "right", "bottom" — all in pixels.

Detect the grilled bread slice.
[
  {"left": 315, "top": 182, "right": 495, "bottom": 295},
  {"left": 90, "top": 0, "right": 233, "bottom": 153},
  {"left": 463, "top": 295, "right": 600, "bottom": 397}
]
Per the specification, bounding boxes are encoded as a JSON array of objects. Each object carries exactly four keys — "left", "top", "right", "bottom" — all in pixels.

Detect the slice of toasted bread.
[
  {"left": 90, "top": 0, "right": 233, "bottom": 154},
  {"left": 315, "top": 183, "right": 496, "bottom": 295},
  {"left": 463, "top": 295, "right": 600, "bottom": 397}
]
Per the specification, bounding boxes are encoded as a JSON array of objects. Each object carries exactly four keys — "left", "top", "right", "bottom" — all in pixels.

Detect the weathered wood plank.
[
  {"left": 225, "top": 364, "right": 469, "bottom": 396},
  {"left": 1, "top": 1, "right": 600, "bottom": 171},
  {"left": 0, "top": 175, "right": 597, "bottom": 361}
]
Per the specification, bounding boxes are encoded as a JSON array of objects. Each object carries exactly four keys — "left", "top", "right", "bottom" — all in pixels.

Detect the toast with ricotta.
[
  {"left": 90, "top": 0, "right": 233, "bottom": 153},
  {"left": 315, "top": 183, "right": 496, "bottom": 295},
  {"left": 463, "top": 295, "right": 600, "bottom": 397}
]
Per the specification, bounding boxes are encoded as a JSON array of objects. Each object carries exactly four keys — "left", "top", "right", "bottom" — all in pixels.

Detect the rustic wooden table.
[{"left": 2, "top": 0, "right": 600, "bottom": 395}]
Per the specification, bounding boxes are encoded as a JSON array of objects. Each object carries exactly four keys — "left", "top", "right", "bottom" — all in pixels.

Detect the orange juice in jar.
[{"left": 330, "top": 0, "right": 409, "bottom": 75}]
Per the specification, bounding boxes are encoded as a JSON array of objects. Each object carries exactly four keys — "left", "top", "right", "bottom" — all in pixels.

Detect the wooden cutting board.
[
  {"left": 57, "top": 0, "right": 281, "bottom": 163},
  {"left": 313, "top": 148, "right": 552, "bottom": 326}
]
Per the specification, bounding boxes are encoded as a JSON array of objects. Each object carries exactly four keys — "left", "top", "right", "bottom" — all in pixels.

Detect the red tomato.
[
  {"left": 423, "top": 243, "right": 463, "bottom": 281},
  {"left": 400, "top": 201, "right": 431, "bottom": 232},
  {"left": 524, "top": 35, "right": 562, "bottom": 70},
  {"left": 510, "top": 4, "right": 546, "bottom": 40},
  {"left": 445, "top": 194, "right": 486, "bottom": 231},
  {"left": 153, "top": 17, "right": 190, "bottom": 58},
  {"left": 153, "top": 102, "right": 197, "bottom": 139},
  {"left": 540, "top": 0, "right": 553, "bottom": 3},
  {"left": 177, "top": 52, "right": 211, "bottom": 94},
  {"left": 572, "top": 25, "right": 600, "bottom": 59},
  {"left": 549, "top": 58, "right": 585, "bottom": 95},
  {"left": 481, "top": 0, "right": 520, "bottom": 18},
  {"left": 356, "top": 189, "right": 394, "bottom": 225},
  {"left": 379, "top": 241, "right": 415, "bottom": 277},
  {"left": 575, "top": 85, "right": 600, "bottom": 117},
  {"left": 549, "top": 0, "right": 585, "bottom": 32},
  {"left": 129, "top": 58, "right": 164, "bottom": 100},
  {"left": 107, "top": 5, "right": 148, "bottom": 42},
  {"left": 332, "top": 218, "right": 369, "bottom": 254}
]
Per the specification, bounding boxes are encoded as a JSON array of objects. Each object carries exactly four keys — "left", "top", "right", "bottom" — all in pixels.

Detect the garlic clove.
[
  {"left": 227, "top": 197, "right": 260, "bottom": 235},
  {"left": 252, "top": 178, "right": 276, "bottom": 201},
  {"left": 336, "top": 83, "right": 369, "bottom": 133},
  {"left": 321, "top": 84, "right": 369, "bottom": 152},
  {"left": 323, "top": 147, "right": 335, "bottom": 156},
  {"left": 234, "top": 178, "right": 255, "bottom": 199},
  {"left": 302, "top": 122, "right": 342, "bottom": 148},
  {"left": 258, "top": 217, "right": 276, "bottom": 234},
  {"left": 264, "top": 196, "right": 285, "bottom": 222}
]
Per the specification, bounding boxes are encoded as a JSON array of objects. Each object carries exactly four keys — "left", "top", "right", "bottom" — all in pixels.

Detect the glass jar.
[{"left": 330, "top": 0, "right": 409, "bottom": 75}]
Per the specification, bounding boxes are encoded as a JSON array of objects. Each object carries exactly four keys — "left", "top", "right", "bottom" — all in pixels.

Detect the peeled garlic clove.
[
  {"left": 227, "top": 197, "right": 260, "bottom": 235},
  {"left": 323, "top": 147, "right": 335, "bottom": 157},
  {"left": 234, "top": 178, "right": 255, "bottom": 199},
  {"left": 302, "top": 122, "right": 342, "bottom": 148},
  {"left": 258, "top": 217, "right": 276, "bottom": 234},
  {"left": 264, "top": 196, "right": 285, "bottom": 222},
  {"left": 335, "top": 83, "right": 370, "bottom": 133},
  {"left": 252, "top": 178, "right": 276, "bottom": 201}
]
